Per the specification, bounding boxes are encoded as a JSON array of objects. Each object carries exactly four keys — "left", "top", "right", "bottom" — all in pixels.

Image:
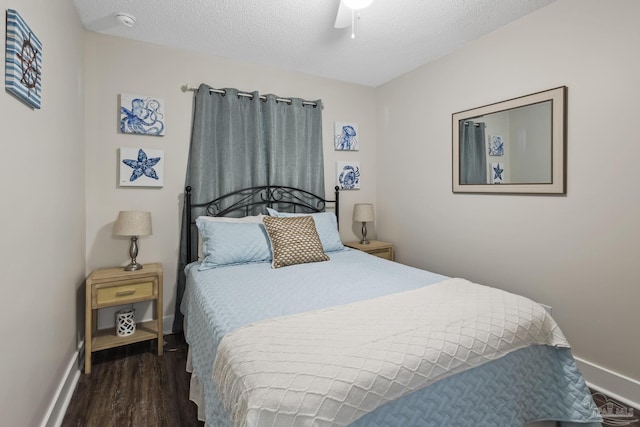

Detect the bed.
[{"left": 180, "top": 185, "right": 602, "bottom": 427}]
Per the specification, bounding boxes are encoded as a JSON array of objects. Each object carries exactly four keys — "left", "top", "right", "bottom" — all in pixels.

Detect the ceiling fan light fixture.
[{"left": 342, "top": 0, "right": 374, "bottom": 10}]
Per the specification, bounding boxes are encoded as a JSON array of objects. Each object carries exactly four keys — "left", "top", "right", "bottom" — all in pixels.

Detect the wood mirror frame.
[{"left": 452, "top": 86, "right": 567, "bottom": 194}]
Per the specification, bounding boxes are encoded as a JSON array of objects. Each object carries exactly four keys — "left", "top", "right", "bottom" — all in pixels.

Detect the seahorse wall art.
[
  {"left": 120, "top": 94, "right": 166, "bottom": 136},
  {"left": 334, "top": 122, "right": 359, "bottom": 151}
]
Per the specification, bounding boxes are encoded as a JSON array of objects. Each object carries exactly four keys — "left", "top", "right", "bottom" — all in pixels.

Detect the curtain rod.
[
  {"left": 463, "top": 121, "right": 486, "bottom": 127},
  {"left": 181, "top": 84, "right": 318, "bottom": 107}
]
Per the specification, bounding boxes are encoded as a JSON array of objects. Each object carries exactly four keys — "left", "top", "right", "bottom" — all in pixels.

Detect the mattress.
[{"left": 181, "top": 248, "right": 602, "bottom": 427}]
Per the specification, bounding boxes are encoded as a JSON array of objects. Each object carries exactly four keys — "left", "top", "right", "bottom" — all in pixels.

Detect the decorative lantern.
[{"left": 115, "top": 308, "right": 136, "bottom": 337}]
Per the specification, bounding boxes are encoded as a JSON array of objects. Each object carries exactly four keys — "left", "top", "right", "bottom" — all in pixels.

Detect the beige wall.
[
  {"left": 83, "top": 32, "right": 377, "bottom": 329},
  {"left": 0, "top": 0, "right": 85, "bottom": 425},
  {"left": 376, "top": 0, "right": 639, "bottom": 387}
]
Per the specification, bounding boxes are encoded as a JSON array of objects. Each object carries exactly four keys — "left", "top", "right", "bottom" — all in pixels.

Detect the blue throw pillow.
[
  {"left": 266, "top": 208, "right": 344, "bottom": 253},
  {"left": 196, "top": 219, "right": 272, "bottom": 270}
]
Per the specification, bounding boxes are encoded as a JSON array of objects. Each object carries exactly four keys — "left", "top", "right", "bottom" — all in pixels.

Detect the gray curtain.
[
  {"left": 264, "top": 94, "right": 324, "bottom": 195},
  {"left": 185, "top": 87, "right": 267, "bottom": 204},
  {"left": 173, "top": 84, "right": 324, "bottom": 331},
  {"left": 460, "top": 121, "right": 487, "bottom": 184}
]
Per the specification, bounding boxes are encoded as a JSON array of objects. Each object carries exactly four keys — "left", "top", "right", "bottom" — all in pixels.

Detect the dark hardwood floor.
[
  {"left": 590, "top": 390, "right": 640, "bottom": 427},
  {"left": 63, "top": 333, "right": 639, "bottom": 427},
  {"left": 62, "top": 333, "right": 203, "bottom": 427}
]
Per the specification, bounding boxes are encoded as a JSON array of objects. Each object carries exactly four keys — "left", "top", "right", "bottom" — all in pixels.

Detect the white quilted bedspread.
[{"left": 213, "top": 278, "right": 570, "bottom": 427}]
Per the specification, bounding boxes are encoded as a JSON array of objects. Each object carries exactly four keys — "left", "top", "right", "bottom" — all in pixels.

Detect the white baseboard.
[
  {"left": 39, "top": 342, "right": 83, "bottom": 427},
  {"left": 575, "top": 356, "right": 640, "bottom": 410},
  {"left": 40, "top": 314, "right": 175, "bottom": 427}
]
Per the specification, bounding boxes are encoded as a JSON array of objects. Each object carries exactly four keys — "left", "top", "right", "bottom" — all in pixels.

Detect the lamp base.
[
  {"left": 359, "top": 222, "right": 370, "bottom": 245},
  {"left": 124, "top": 236, "right": 143, "bottom": 271},
  {"left": 124, "top": 261, "right": 143, "bottom": 271}
]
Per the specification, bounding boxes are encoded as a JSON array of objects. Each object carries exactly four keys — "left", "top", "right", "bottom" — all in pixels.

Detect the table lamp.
[
  {"left": 353, "top": 203, "right": 374, "bottom": 244},
  {"left": 114, "top": 211, "right": 152, "bottom": 271}
]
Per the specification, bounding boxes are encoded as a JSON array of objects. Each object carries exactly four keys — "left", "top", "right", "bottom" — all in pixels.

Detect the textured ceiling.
[{"left": 73, "top": 0, "right": 556, "bottom": 87}]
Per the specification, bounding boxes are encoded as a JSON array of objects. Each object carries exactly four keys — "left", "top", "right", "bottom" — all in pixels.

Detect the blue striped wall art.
[{"left": 5, "top": 9, "right": 42, "bottom": 109}]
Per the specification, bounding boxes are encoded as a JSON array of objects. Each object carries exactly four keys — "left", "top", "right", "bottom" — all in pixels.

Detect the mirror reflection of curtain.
[
  {"left": 173, "top": 84, "right": 324, "bottom": 331},
  {"left": 460, "top": 121, "right": 487, "bottom": 184}
]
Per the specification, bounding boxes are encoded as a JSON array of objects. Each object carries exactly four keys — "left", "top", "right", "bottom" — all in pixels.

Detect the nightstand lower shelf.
[{"left": 91, "top": 320, "right": 160, "bottom": 352}]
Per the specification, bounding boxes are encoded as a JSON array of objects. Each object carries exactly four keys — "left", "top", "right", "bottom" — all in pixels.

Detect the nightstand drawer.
[
  {"left": 368, "top": 248, "right": 392, "bottom": 260},
  {"left": 95, "top": 281, "right": 154, "bottom": 306},
  {"left": 344, "top": 240, "right": 394, "bottom": 261}
]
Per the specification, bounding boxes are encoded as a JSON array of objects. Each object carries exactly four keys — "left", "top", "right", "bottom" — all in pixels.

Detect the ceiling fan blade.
[{"left": 334, "top": 1, "right": 352, "bottom": 29}]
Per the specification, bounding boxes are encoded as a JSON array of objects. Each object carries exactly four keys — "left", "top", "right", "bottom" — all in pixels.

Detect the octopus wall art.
[{"left": 120, "top": 94, "right": 165, "bottom": 136}]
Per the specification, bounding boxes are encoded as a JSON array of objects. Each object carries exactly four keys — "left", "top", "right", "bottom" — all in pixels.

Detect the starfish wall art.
[
  {"left": 119, "top": 147, "right": 164, "bottom": 187},
  {"left": 491, "top": 162, "right": 505, "bottom": 184}
]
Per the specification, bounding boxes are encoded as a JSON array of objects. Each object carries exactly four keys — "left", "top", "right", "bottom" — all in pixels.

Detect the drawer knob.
[{"left": 116, "top": 289, "right": 136, "bottom": 297}]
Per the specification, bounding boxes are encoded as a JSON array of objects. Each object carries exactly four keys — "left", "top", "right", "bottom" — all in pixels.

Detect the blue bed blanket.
[{"left": 181, "top": 249, "right": 602, "bottom": 426}]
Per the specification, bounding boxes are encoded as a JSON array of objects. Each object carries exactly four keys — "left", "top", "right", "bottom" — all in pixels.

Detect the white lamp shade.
[
  {"left": 114, "top": 211, "right": 152, "bottom": 236},
  {"left": 353, "top": 204, "right": 374, "bottom": 222},
  {"left": 343, "top": 0, "right": 374, "bottom": 10}
]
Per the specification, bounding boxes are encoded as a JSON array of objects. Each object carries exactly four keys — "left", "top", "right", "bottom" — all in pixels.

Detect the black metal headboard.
[{"left": 185, "top": 185, "right": 340, "bottom": 262}]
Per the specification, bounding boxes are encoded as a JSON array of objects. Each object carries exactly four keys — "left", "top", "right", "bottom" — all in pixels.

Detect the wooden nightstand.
[
  {"left": 344, "top": 240, "right": 394, "bottom": 261},
  {"left": 85, "top": 263, "right": 163, "bottom": 374}
]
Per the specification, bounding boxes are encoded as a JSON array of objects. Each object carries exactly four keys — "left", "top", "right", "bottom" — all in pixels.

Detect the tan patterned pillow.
[{"left": 262, "top": 216, "right": 329, "bottom": 268}]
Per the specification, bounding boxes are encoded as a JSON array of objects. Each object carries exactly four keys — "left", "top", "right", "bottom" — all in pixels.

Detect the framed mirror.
[{"left": 452, "top": 86, "right": 566, "bottom": 194}]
